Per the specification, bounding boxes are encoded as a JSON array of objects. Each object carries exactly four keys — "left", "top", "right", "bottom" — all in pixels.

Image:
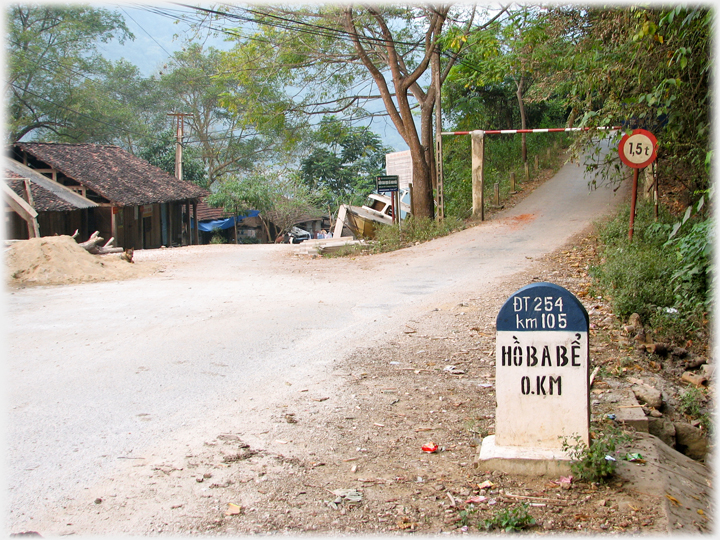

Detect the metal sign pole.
[
  {"left": 629, "top": 168, "right": 640, "bottom": 241},
  {"left": 618, "top": 129, "right": 658, "bottom": 241}
]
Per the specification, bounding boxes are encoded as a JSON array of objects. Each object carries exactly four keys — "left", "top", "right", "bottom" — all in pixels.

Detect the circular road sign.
[{"left": 619, "top": 129, "right": 658, "bottom": 169}]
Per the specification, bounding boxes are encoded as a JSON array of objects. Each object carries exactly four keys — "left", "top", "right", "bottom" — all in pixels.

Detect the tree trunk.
[
  {"left": 343, "top": 6, "right": 444, "bottom": 220},
  {"left": 567, "top": 107, "right": 577, "bottom": 128},
  {"left": 411, "top": 150, "right": 433, "bottom": 219}
]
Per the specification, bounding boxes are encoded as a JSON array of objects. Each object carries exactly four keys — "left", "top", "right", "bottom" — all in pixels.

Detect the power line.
[
  {"left": 120, "top": 6, "right": 175, "bottom": 59},
  {"left": 157, "top": 3, "right": 499, "bottom": 78},
  {"left": 9, "top": 3, "right": 505, "bottom": 149},
  {"left": 170, "top": 3, "right": 423, "bottom": 48}
]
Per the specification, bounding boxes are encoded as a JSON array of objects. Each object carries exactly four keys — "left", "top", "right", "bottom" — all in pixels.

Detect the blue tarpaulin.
[{"left": 192, "top": 210, "right": 260, "bottom": 232}]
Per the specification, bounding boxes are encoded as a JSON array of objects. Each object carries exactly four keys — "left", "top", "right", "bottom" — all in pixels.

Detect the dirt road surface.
[{"left": 6, "top": 143, "right": 711, "bottom": 535}]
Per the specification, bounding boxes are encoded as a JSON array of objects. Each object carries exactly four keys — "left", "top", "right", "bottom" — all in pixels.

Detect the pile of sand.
[{"left": 5, "top": 235, "right": 157, "bottom": 287}]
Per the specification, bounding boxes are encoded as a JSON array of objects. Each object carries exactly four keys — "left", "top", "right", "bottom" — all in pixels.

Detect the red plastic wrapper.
[{"left": 421, "top": 442, "right": 439, "bottom": 453}]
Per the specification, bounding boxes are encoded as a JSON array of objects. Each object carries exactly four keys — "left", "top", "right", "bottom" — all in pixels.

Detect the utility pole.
[
  {"left": 167, "top": 112, "right": 193, "bottom": 180},
  {"left": 433, "top": 46, "right": 444, "bottom": 221},
  {"left": 167, "top": 112, "right": 194, "bottom": 246}
]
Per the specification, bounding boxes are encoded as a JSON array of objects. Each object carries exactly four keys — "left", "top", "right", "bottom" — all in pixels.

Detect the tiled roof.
[
  {"left": 4, "top": 160, "right": 98, "bottom": 212},
  {"left": 196, "top": 198, "right": 231, "bottom": 221},
  {"left": 14, "top": 142, "right": 208, "bottom": 206}
]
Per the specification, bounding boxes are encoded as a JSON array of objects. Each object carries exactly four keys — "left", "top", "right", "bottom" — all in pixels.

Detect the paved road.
[{"left": 5, "top": 141, "right": 627, "bottom": 531}]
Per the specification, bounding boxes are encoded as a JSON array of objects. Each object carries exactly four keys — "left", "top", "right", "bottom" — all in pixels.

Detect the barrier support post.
[{"left": 471, "top": 130, "right": 485, "bottom": 221}]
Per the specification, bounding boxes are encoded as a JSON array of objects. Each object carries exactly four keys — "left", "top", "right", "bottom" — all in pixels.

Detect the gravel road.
[{"left": 6, "top": 141, "right": 628, "bottom": 534}]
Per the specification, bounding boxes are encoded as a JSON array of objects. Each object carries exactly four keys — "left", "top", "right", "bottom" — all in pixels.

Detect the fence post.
[
  {"left": 494, "top": 182, "right": 500, "bottom": 206},
  {"left": 525, "top": 162, "right": 530, "bottom": 182}
]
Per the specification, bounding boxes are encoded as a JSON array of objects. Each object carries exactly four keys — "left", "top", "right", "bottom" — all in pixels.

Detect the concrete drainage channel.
[{"left": 586, "top": 379, "right": 712, "bottom": 533}]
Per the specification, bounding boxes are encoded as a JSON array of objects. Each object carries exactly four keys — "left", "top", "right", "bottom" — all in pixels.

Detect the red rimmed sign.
[
  {"left": 618, "top": 129, "right": 657, "bottom": 169},
  {"left": 619, "top": 129, "right": 658, "bottom": 241}
]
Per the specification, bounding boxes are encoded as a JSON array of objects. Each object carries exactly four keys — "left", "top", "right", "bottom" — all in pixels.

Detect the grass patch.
[
  {"left": 443, "top": 130, "right": 573, "bottom": 218},
  {"left": 590, "top": 201, "right": 711, "bottom": 344},
  {"left": 325, "top": 216, "right": 465, "bottom": 257}
]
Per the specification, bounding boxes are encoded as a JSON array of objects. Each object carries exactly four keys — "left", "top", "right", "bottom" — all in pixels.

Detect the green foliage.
[
  {"left": 299, "top": 116, "right": 390, "bottom": 209},
  {"left": 442, "top": 6, "right": 572, "bottom": 220},
  {"left": 238, "top": 235, "right": 261, "bottom": 245},
  {"left": 138, "top": 130, "right": 208, "bottom": 188},
  {"left": 456, "top": 505, "right": 477, "bottom": 528},
  {"left": 365, "top": 216, "right": 464, "bottom": 254},
  {"left": 547, "top": 6, "right": 711, "bottom": 195},
  {"left": 323, "top": 216, "right": 465, "bottom": 257},
  {"left": 442, "top": 130, "right": 571, "bottom": 219},
  {"left": 561, "top": 428, "right": 631, "bottom": 483},
  {"left": 591, "top": 201, "right": 711, "bottom": 342},
  {"left": 665, "top": 195, "right": 713, "bottom": 315},
  {"left": 209, "top": 230, "right": 226, "bottom": 244},
  {"left": 678, "top": 386, "right": 712, "bottom": 433},
  {"left": 162, "top": 44, "right": 296, "bottom": 188},
  {"left": 56, "top": 58, "right": 167, "bottom": 146},
  {"left": 679, "top": 386, "right": 705, "bottom": 418},
  {"left": 207, "top": 172, "right": 320, "bottom": 242},
  {"left": 481, "top": 503, "right": 536, "bottom": 532},
  {"left": 220, "top": 4, "right": 485, "bottom": 218},
  {"left": 7, "top": 4, "right": 134, "bottom": 142}
]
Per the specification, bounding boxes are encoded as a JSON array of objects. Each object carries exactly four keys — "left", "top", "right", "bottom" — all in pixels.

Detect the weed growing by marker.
[
  {"left": 481, "top": 503, "right": 536, "bottom": 532},
  {"left": 561, "top": 427, "right": 632, "bottom": 483}
]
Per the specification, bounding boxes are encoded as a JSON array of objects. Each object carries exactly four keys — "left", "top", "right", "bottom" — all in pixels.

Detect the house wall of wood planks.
[{"left": 4, "top": 207, "right": 87, "bottom": 240}]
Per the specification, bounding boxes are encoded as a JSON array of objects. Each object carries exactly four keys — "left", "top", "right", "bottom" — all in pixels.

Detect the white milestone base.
[{"left": 477, "top": 435, "right": 572, "bottom": 476}]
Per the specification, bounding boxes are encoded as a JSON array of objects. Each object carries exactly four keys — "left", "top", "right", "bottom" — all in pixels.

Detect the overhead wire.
[
  {"left": 120, "top": 6, "right": 175, "bottom": 59},
  {"left": 138, "top": 2, "right": 497, "bottom": 113},
  {"left": 13, "top": 3, "right": 505, "bottom": 146},
  {"left": 157, "top": 3, "right": 502, "bottom": 81}
]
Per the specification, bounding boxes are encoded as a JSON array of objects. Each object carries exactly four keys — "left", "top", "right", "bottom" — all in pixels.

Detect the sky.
[
  {"left": 96, "top": 2, "right": 410, "bottom": 151},
  {"left": 97, "top": 3, "right": 230, "bottom": 76}
]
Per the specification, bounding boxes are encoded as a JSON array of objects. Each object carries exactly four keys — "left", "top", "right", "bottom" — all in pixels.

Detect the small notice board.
[{"left": 376, "top": 175, "right": 399, "bottom": 192}]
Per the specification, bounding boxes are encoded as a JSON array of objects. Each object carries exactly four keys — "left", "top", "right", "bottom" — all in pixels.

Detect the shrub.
[
  {"left": 679, "top": 386, "right": 705, "bottom": 417},
  {"left": 210, "top": 229, "right": 226, "bottom": 244},
  {"left": 238, "top": 235, "right": 261, "bottom": 244},
  {"left": 561, "top": 427, "right": 631, "bottom": 483},
  {"left": 679, "top": 386, "right": 712, "bottom": 433},
  {"left": 591, "top": 201, "right": 710, "bottom": 341}
]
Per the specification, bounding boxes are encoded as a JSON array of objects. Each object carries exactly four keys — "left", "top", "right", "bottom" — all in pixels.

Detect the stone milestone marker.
[{"left": 478, "top": 282, "right": 590, "bottom": 475}]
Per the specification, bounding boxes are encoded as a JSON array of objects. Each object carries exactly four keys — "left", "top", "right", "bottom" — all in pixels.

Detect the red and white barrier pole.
[{"left": 441, "top": 126, "right": 621, "bottom": 136}]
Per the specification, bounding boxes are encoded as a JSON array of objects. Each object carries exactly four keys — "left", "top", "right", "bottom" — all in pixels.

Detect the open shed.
[
  {"left": 10, "top": 142, "right": 208, "bottom": 249},
  {"left": 4, "top": 159, "right": 98, "bottom": 240}
]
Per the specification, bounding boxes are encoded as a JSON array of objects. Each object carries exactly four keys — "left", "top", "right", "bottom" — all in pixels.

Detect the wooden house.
[{"left": 10, "top": 142, "right": 208, "bottom": 249}]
